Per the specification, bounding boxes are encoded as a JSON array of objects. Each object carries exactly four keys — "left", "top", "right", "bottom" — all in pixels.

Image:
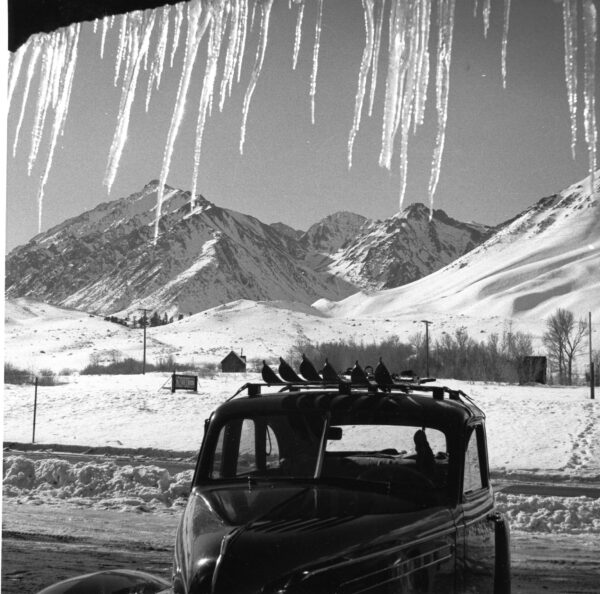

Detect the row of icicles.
[{"left": 7, "top": 0, "right": 598, "bottom": 241}]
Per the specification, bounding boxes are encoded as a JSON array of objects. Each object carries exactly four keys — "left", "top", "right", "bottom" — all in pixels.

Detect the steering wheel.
[{"left": 357, "top": 464, "right": 436, "bottom": 490}]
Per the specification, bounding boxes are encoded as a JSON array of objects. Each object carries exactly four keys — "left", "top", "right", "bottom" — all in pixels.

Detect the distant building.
[
  {"left": 518, "top": 356, "right": 547, "bottom": 384},
  {"left": 221, "top": 350, "right": 247, "bottom": 373}
]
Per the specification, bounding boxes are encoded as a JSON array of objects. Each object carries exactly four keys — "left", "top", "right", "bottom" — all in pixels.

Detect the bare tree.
[{"left": 543, "top": 309, "right": 587, "bottom": 384}]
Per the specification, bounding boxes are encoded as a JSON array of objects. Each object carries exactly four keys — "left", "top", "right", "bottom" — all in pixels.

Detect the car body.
[
  {"left": 39, "top": 361, "right": 510, "bottom": 594},
  {"left": 172, "top": 363, "right": 510, "bottom": 594}
]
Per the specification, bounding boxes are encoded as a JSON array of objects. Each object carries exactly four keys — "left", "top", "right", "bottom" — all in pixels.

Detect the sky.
[{"left": 5, "top": 0, "right": 599, "bottom": 252}]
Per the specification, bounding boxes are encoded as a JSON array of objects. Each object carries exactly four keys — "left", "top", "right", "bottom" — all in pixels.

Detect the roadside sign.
[{"left": 171, "top": 373, "right": 198, "bottom": 393}]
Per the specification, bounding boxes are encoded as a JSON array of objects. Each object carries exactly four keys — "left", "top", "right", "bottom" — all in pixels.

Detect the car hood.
[{"left": 174, "top": 481, "right": 455, "bottom": 593}]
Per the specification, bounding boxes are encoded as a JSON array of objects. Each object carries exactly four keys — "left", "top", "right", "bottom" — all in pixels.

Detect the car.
[{"left": 40, "top": 358, "right": 511, "bottom": 594}]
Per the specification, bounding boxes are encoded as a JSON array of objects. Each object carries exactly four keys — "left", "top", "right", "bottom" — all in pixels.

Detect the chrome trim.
[
  {"left": 341, "top": 544, "right": 454, "bottom": 593},
  {"left": 301, "top": 527, "right": 456, "bottom": 581}
]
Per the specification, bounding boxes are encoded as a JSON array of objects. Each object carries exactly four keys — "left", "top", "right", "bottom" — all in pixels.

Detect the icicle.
[
  {"left": 240, "top": 0, "right": 274, "bottom": 154},
  {"left": 219, "top": 0, "right": 242, "bottom": 110},
  {"left": 413, "top": 0, "right": 432, "bottom": 131},
  {"left": 114, "top": 14, "right": 129, "bottom": 86},
  {"left": 583, "top": 0, "right": 597, "bottom": 192},
  {"left": 236, "top": 0, "right": 250, "bottom": 83},
  {"left": 367, "top": 0, "right": 386, "bottom": 118},
  {"left": 473, "top": 0, "right": 479, "bottom": 18},
  {"left": 100, "top": 16, "right": 110, "bottom": 59},
  {"left": 292, "top": 0, "right": 305, "bottom": 70},
  {"left": 428, "top": 0, "right": 456, "bottom": 210},
  {"left": 379, "top": 0, "right": 405, "bottom": 170},
  {"left": 348, "top": 0, "right": 375, "bottom": 169},
  {"left": 146, "top": 6, "right": 171, "bottom": 111},
  {"left": 7, "top": 39, "right": 29, "bottom": 110},
  {"left": 93, "top": 19, "right": 99, "bottom": 34},
  {"left": 501, "top": 0, "right": 511, "bottom": 89},
  {"left": 12, "top": 40, "right": 42, "bottom": 158},
  {"left": 251, "top": 0, "right": 258, "bottom": 29},
  {"left": 28, "top": 34, "right": 60, "bottom": 175},
  {"left": 191, "top": 2, "right": 226, "bottom": 206},
  {"left": 155, "top": 0, "right": 211, "bottom": 241},
  {"left": 170, "top": 3, "right": 185, "bottom": 67},
  {"left": 562, "top": 0, "right": 578, "bottom": 160},
  {"left": 397, "top": 2, "right": 422, "bottom": 207},
  {"left": 483, "top": 0, "right": 491, "bottom": 38},
  {"left": 104, "top": 12, "right": 156, "bottom": 193},
  {"left": 310, "top": 0, "right": 324, "bottom": 125},
  {"left": 36, "top": 25, "right": 81, "bottom": 233}
]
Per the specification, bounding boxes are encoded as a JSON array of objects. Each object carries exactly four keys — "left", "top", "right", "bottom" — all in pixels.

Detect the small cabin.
[
  {"left": 221, "top": 350, "right": 247, "bottom": 373},
  {"left": 518, "top": 356, "right": 547, "bottom": 384}
]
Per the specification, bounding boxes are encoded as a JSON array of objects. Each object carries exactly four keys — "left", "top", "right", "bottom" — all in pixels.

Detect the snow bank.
[
  {"left": 4, "top": 455, "right": 600, "bottom": 535},
  {"left": 495, "top": 492, "right": 600, "bottom": 534},
  {"left": 2, "top": 455, "right": 193, "bottom": 512}
]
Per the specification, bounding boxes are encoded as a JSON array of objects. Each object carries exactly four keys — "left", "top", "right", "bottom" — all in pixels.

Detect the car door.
[{"left": 456, "top": 422, "right": 496, "bottom": 593}]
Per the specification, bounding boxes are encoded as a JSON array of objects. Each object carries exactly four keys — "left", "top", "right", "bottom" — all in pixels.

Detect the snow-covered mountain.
[
  {"left": 5, "top": 181, "right": 490, "bottom": 316},
  {"left": 315, "top": 172, "right": 600, "bottom": 322},
  {"left": 319, "top": 204, "right": 492, "bottom": 289},
  {"left": 5, "top": 182, "right": 355, "bottom": 317}
]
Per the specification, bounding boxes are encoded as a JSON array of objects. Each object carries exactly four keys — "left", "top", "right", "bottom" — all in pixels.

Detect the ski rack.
[{"left": 227, "top": 356, "right": 467, "bottom": 403}]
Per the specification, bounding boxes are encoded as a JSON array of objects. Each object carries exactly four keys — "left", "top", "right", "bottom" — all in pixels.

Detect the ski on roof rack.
[{"left": 228, "top": 356, "right": 465, "bottom": 402}]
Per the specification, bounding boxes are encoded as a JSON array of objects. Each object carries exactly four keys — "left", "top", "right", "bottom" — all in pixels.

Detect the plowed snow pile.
[{"left": 3, "top": 455, "right": 192, "bottom": 512}]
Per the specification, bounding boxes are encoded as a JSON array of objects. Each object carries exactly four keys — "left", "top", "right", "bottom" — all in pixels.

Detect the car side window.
[
  {"left": 210, "top": 419, "right": 282, "bottom": 478},
  {"left": 463, "top": 427, "right": 484, "bottom": 494},
  {"left": 237, "top": 419, "right": 258, "bottom": 475}
]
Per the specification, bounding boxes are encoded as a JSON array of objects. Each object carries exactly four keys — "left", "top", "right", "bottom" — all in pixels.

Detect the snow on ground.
[{"left": 4, "top": 372, "right": 600, "bottom": 534}]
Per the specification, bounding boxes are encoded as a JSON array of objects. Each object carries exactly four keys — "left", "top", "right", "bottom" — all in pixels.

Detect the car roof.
[{"left": 211, "top": 384, "right": 483, "bottom": 434}]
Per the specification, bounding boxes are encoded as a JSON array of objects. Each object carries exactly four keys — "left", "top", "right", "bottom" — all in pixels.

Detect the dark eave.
[{"left": 8, "top": 0, "right": 185, "bottom": 52}]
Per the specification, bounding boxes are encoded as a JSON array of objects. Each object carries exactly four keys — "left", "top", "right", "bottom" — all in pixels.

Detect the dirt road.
[{"left": 3, "top": 502, "right": 600, "bottom": 594}]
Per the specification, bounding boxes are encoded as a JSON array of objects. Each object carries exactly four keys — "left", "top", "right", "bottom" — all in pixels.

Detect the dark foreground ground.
[{"left": 3, "top": 501, "right": 600, "bottom": 594}]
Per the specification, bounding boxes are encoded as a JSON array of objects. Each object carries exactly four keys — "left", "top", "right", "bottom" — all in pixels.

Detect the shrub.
[
  {"left": 4, "top": 363, "right": 33, "bottom": 384},
  {"left": 4, "top": 363, "right": 61, "bottom": 385},
  {"left": 81, "top": 357, "right": 148, "bottom": 375}
]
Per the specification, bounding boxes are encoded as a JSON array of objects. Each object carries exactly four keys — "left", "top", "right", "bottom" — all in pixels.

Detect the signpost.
[{"left": 171, "top": 373, "right": 198, "bottom": 393}]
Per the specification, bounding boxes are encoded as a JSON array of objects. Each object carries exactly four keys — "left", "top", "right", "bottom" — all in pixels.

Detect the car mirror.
[{"left": 327, "top": 426, "right": 343, "bottom": 440}]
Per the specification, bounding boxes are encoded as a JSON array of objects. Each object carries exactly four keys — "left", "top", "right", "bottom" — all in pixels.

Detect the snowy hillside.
[
  {"left": 5, "top": 297, "right": 523, "bottom": 373},
  {"left": 315, "top": 172, "right": 600, "bottom": 322}
]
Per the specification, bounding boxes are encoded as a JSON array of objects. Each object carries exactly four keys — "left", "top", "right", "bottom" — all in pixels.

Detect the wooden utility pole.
[
  {"left": 32, "top": 376, "right": 38, "bottom": 443},
  {"left": 590, "top": 312, "right": 595, "bottom": 400},
  {"left": 142, "top": 308, "right": 148, "bottom": 375},
  {"left": 421, "top": 320, "right": 432, "bottom": 377}
]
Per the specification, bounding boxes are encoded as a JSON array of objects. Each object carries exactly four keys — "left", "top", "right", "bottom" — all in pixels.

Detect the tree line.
[
  {"left": 104, "top": 312, "right": 186, "bottom": 328},
  {"left": 288, "top": 308, "right": 597, "bottom": 386}
]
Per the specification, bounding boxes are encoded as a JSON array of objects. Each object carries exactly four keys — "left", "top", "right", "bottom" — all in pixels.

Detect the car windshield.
[
  {"left": 208, "top": 412, "right": 449, "bottom": 494},
  {"left": 209, "top": 412, "right": 327, "bottom": 479}
]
